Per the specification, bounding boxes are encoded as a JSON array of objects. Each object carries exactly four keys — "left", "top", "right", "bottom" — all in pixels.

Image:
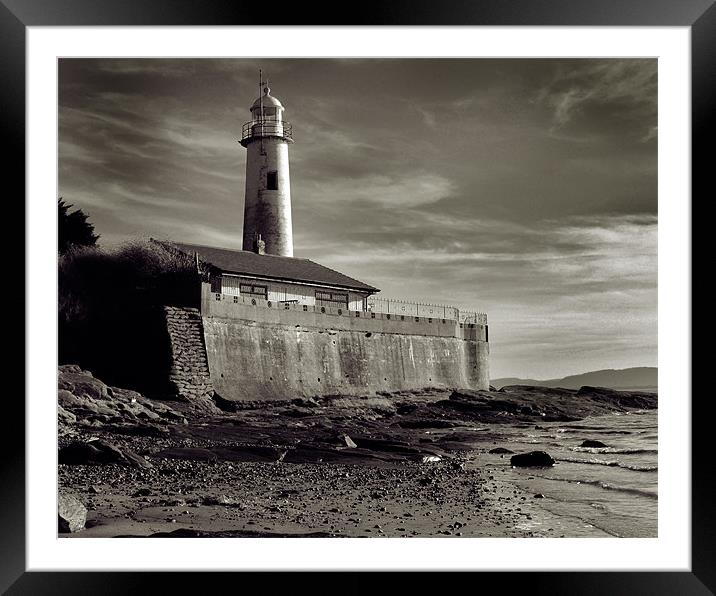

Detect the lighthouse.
[{"left": 239, "top": 74, "right": 294, "bottom": 257}]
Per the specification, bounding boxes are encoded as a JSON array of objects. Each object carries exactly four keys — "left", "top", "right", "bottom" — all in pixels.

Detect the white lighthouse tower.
[{"left": 239, "top": 73, "right": 294, "bottom": 257}]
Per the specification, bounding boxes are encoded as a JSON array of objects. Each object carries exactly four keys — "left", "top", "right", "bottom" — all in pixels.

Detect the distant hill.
[{"left": 492, "top": 367, "right": 657, "bottom": 392}]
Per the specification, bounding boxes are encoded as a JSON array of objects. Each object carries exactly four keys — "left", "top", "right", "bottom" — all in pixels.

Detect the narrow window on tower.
[{"left": 266, "top": 170, "right": 278, "bottom": 190}]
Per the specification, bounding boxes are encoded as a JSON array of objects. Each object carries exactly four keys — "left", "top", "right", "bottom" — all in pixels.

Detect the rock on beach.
[
  {"left": 580, "top": 440, "right": 608, "bottom": 448},
  {"left": 510, "top": 451, "right": 555, "bottom": 467},
  {"left": 58, "top": 493, "right": 87, "bottom": 533},
  {"left": 59, "top": 438, "right": 152, "bottom": 469}
]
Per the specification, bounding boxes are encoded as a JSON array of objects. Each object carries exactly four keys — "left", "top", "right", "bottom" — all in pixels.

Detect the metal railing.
[
  {"left": 240, "top": 120, "right": 293, "bottom": 144},
  {"left": 460, "top": 311, "right": 488, "bottom": 325},
  {"left": 208, "top": 291, "right": 485, "bottom": 326},
  {"left": 367, "top": 297, "right": 487, "bottom": 324},
  {"left": 205, "top": 292, "right": 487, "bottom": 339}
]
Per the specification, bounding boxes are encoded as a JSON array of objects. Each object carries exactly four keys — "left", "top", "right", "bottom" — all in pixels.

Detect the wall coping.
[
  {"left": 202, "top": 288, "right": 487, "bottom": 342},
  {"left": 203, "top": 286, "right": 487, "bottom": 325}
]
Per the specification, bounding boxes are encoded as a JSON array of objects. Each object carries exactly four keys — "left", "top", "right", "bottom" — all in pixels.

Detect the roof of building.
[
  {"left": 250, "top": 89, "right": 284, "bottom": 111},
  {"left": 161, "top": 240, "right": 379, "bottom": 293}
]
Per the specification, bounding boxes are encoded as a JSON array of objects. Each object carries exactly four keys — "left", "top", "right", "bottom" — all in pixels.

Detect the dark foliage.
[
  {"left": 58, "top": 198, "right": 100, "bottom": 254},
  {"left": 58, "top": 240, "right": 199, "bottom": 394},
  {"left": 58, "top": 240, "right": 198, "bottom": 323}
]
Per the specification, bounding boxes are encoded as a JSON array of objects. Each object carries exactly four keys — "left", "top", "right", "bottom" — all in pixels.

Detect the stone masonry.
[{"left": 163, "top": 306, "right": 215, "bottom": 403}]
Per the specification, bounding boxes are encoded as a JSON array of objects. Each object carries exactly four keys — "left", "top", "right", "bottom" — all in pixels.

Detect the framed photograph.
[{"left": 9, "top": 0, "right": 709, "bottom": 592}]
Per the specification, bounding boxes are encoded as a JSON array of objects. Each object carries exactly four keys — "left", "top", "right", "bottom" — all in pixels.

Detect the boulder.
[
  {"left": 421, "top": 455, "right": 441, "bottom": 463},
  {"left": 291, "top": 397, "right": 320, "bottom": 408},
  {"left": 115, "top": 446, "right": 153, "bottom": 469},
  {"left": 58, "top": 365, "right": 190, "bottom": 426},
  {"left": 58, "top": 372, "right": 109, "bottom": 401},
  {"left": 58, "top": 493, "right": 87, "bottom": 533},
  {"left": 580, "top": 440, "right": 608, "bottom": 448},
  {"left": 59, "top": 439, "right": 120, "bottom": 465},
  {"left": 489, "top": 447, "right": 514, "bottom": 454},
  {"left": 510, "top": 451, "right": 555, "bottom": 467},
  {"left": 202, "top": 494, "right": 239, "bottom": 506},
  {"left": 58, "top": 389, "right": 116, "bottom": 417},
  {"left": 57, "top": 405, "right": 76, "bottom": 424},
  {"left": 58, "top": 438, "right": 152, "bottom": 469},
  {"left": 341, "top": 435, "right": 357, "bottom": 448}
]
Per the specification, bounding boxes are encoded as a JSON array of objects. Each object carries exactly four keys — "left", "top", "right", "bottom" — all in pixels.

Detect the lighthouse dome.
[{"left": 250, "top": 87, "right": 284, "bottom": 111}]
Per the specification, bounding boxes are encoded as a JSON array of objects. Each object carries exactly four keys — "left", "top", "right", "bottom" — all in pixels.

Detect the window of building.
[
  {"left": 267, "top": 171, "right": 278, "bottom": 190},
  {"left": 239, "top": 283, "right": 268, "bottom": 300},
  {"left": 315, "top": 290, "right": 349, "bottom": 309}
]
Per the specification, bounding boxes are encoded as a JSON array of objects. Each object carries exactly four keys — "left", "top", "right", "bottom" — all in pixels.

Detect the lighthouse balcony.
[{"left": 240, "top": 120, "right": 293, "bottom": 145}]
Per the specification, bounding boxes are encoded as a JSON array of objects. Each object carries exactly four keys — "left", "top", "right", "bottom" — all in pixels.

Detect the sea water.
[{"left": 478, "top": 410, "right": 658, "bottom": 537}]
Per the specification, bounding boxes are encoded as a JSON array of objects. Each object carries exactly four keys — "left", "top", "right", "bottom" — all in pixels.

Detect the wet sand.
[
  {"left": 61, "top": 458, "right": 607, "bottom": 538},
  {"left": 58, "top": 366, "right": 656, "bottom": 538}
]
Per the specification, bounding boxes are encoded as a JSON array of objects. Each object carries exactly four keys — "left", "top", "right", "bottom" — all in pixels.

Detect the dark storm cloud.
[{"left": 58, "top": 58, "right": 657, "bottom": 378}]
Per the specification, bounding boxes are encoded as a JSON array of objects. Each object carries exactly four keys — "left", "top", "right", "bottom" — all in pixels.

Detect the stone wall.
[{"left": 163, "top": 306, "right": 214, "bottom": 402}]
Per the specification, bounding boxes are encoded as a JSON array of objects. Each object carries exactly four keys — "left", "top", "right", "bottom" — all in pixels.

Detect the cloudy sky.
[{"left": 58, "top": 58, "right": 657, "bottom": 379}]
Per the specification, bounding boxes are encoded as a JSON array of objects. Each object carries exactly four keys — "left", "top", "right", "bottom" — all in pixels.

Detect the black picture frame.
[{"left": 7, "top": 0, "right": 710, "bottom": 593}]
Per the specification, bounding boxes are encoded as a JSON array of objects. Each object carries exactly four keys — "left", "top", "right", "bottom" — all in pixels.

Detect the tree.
[{"left": 58, "top": 198, "right": 100, "bottom": 254}]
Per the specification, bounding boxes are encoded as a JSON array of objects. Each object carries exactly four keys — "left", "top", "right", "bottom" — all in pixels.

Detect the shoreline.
[
  {"left": 60, "top": 457, "right": 613, "bottom": 538},
  {"left": 58, "top": 366, "right": 656, "bottom": 538}
]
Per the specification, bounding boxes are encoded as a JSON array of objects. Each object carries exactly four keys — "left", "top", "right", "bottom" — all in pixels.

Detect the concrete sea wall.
[{"left": 200, "top": 285, "right": 489, "bottom": 402}]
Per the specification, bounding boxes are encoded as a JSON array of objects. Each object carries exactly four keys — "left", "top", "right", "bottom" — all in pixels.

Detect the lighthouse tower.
[{"left": 239, "top": 74, "right": 294, "bottom": 257}]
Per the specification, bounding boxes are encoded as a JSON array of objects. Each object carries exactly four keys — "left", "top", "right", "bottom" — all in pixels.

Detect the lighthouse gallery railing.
[{"left": 240, "top": 120, "right": 293, "bottom": 143}]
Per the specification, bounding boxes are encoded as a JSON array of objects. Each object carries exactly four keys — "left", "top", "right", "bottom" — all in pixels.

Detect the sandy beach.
[
  {"left": 61, "top": 458, "right": 607, "bottom": 538},
  {"left": 58, "top": 366, "right": 656, "bottom": 539}
]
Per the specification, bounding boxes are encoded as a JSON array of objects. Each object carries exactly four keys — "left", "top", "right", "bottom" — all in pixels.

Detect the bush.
[
  {"left": 58, "top": 240, "right": 199, "bottom": 392},
  {"left": 58, "top": 239, "right": 198, "bottom": 325}
]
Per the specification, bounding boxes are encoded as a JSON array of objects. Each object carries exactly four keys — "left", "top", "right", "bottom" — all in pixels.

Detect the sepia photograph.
[{"left": 56, "top": 57, "right": 658, "bottom": 540}]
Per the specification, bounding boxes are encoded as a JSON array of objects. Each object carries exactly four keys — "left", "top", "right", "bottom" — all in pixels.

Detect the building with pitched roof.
[{"left": 161, "top": 240, "right": 378, "bottom": 312}]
